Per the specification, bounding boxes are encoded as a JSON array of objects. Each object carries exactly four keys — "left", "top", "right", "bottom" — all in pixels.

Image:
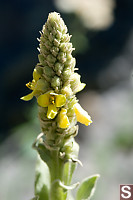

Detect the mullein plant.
[{"left": 21, "top": 12, "right": 99, "bottom": 200}]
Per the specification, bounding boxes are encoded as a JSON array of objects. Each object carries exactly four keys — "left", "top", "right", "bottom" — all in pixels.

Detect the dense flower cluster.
[{"left": 21, "top": 12, "right": 92, "bottom": 144}]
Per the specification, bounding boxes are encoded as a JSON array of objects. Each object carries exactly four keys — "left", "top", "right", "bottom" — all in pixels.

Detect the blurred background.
[{"left": 0, "top": 0, "right": 133, "bottom": 199}]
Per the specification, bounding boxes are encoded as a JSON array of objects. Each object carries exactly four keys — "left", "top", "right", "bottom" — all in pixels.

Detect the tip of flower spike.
[
  {"left": 47, "top": 12, "right": 67, "bottom": 34},
  {"left": 48, "top": 12, "right": 60, "bottom": 20}
]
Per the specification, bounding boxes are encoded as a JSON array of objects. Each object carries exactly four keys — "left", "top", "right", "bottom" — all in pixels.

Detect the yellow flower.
[
  {"left": 21, "top": 69, "right": 43, "bottom": 101},
  {"left": 74, "top": 103, "right": 92, "bottom": 126},
  {"left": 37, "top": 91, "right": 66, "bottom": 119},
  {"left": 58, "top": 108, "right": 70, "bottom": 129}
]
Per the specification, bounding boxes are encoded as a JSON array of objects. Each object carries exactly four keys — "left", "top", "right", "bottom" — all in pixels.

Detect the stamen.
[
  {"left": 50, "top": 96, "right": 55, "bottom": 104},
  {"left": 26, "top": 82, "right": 34, "bottom": 90}
]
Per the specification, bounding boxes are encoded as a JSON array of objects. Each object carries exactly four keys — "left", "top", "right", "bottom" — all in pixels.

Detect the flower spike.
[
  {"left": 21, "top": 12, "right": 92, "bottom": 129},
  {"left": 20, "top": 12, "right": 96, "bottom": 200}
]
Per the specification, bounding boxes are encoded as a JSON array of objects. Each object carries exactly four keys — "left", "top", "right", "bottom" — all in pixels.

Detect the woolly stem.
[{"left": 49, "top": 150, "right": 67, "bottom": 200}]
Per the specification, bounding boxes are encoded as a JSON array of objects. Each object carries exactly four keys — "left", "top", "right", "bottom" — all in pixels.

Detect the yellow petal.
[
  {"left": 55, "top": 94, "right": 66, "bottom": 107},
  {"left": 37, "top": 93, "right": 50, "bottom": 107},
  {"left": 33, "top": 68, "right": 41, "bottom": 81},
  {"left": 74, "top": 103, "right": 92, "bottom": 126},
  {"left": 20, "top": 91, "right": 34, "bottom": 101},
  {"left": 47, "top": 104, "right": 57, "bottom": 119},
  {"left": 58, "top": 108, "right": 70, "bottom": 129}
]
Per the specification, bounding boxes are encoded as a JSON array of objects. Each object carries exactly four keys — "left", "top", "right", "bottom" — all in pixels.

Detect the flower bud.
[
  {"left": 62, "top": 67, "right": 71, "bottom": 81},
  {"left": 61, "top": 33, "right": 71, "bottom": 43},
  {"left": 50, "top": 46, "right": 59, "bottom": 57},
  {"left": 51, "top": 76, "right": 61, "bottom": 89},
  {"left": 57, "top": 52, "right": 67, "bottom": 63},
  {"left": 61, "top": 85, "right": 73, "bottom": 97},
  {"left": 70, "top": 73, "right": 86, "bottom": 94},
  {"left": 38, "top": 54, "right": 47, "bottom": 65},
  {"left": 55, "top": 62, "right": 64, "bottom": 76},
  {"left": 43, "top": 65, "right": 55, "bottom": 78},
  {"left": 56, "top": 30, "right": 62, "bottom": 39},
  {"left": 46, "top": 54, "right": 56, "bottom": 64}
]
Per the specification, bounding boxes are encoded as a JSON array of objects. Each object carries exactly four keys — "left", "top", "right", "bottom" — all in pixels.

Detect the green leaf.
[
  {"left": 35, "top": 155, "right": 50, "bottom": 200},
  {"left": 35, "top": 143, "right": 52, "bottom": 164},
  {"left": 32, "top": 133, "right": 52, "bottom": 165},
  {"left": 76, "top": 174, "right": 100, "bottom": 200},
  {"left": 63, "top": 160, "right": 76, "bottom": 185},
  {"left": 63, "top": 139, "right": 79, "bottom": 186},
  {"left": 58, "top": 179, "right": 79, "bottom": 190}
]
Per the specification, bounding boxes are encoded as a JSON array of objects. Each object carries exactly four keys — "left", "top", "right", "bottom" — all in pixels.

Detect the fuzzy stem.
[
  {"left": 49, "top": 149, "right": 67, "bottom": 200},
  {"left": 50, "top": 150, "right": 62, "bottom": 181}
]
